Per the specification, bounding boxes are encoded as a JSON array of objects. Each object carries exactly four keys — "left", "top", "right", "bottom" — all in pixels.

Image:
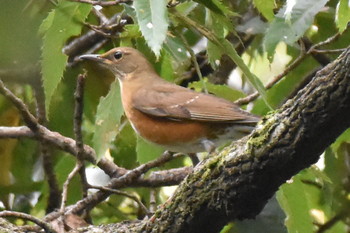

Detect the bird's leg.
[
  {"left": 188, "top": 153, "right": 200, "bottom": 166},
  {"left": 201, "top": 139, "right": 216, "bottom": 153}
]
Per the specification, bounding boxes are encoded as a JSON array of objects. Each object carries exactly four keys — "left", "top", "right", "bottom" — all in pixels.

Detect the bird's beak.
[{"left": 79, "top": 54, "right": 105, "bottom": 63}]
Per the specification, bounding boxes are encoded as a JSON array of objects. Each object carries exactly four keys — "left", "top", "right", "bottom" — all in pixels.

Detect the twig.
[
  {"left": 316, "top": 210, "right": 346, "bottom": 233},
  {"left": 0, "top": 211, "right": 57, "bottom": 233},
  {"left": 0, "top": 126, "right": 191, "bottom": 186},
  {"left": 58, "top": 161, "right": 85, "bottom": 232},
  {"left": 0, "top": 79, "right": 38, "bottom": 131},
  {"left": 234, "top": 32, "right": 343, "bottom": 105},
  {"left": 74, "top": 75, "right": 86, "bottom": 152},
  {"left": 44, "top": 152, "right": 179, "bottom": 222},
  {"left": 92, "top": 7, "right": 109, "bottom": 24},
  {"left": 74, "top": 74, "right": 89, "bottom": 198},
  {"left": 234, "top": 40, "right": 307, "bottom": 105},
  {"left": 178, "top": 31, "right": 208, "bottom": 94},
  {"left": 311, "top": 32, "right": 341, "bottom": 49},
  {"left": 69, "top": 0, "right": 132, "bottom": 6},
  {"left": 32, "top": 76, "right": 61, "bottom": 213},
  {"left": 60, "top": 164, "right": 83, "bottom": 214},
  {"left": 69, "top": 151, "right": 175, "bottom": 215},
  {"left": 112, "top": 151, "right": 175, "bottom": 185},
  {"left": 311, "top": 48, "right": 346, "bottom": 54},
  {"left": 63, "top": 13, "right": 121, "bottom": 56},
  {"left": 149, "top": 189, "right": 157, "bottom": 213},
  {"left": 89, "top": 185, "right": 150, "bottom": 215}
]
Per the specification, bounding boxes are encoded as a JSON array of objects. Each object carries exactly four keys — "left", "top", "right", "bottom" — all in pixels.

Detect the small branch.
[
  {"left": 0, "top": 126, "right": 34, "bottom": 138},
  {"left": 89, "top": 185, "right": 150, "bottom": 216},
  {"left": 311, "top": 48, "right": 346, "bottom": 54},
  {"left": 63, "top": 78, "right": 90, "bottom": 219},
  {"left": 64, "top": 13, "right": 130, "bottom": 66},
  {"left": 316, "top": 210, "right": 347, "bottom": 233},
  {"left": 0, "top": 126, "right": 191, "bottom": 186},
  {"left": 0, "top": 211, "right": 57, "bottom": 233},
  {"left": 32, "top": 76, "right": 61, "bottom": 213},
  {"left": 74, "top": 74, "right": 86, "bottom": 156},
  {"left": 234, "top": 41, "right": 307, "bottom": 105},
  {"left": 60, "top": 164, "right": 83, "bottom": 214},
  {"left": 149, "top": 189, "right": 157, "bottom": 213},
  {"left": 234, "top": 32, "right": 343, "bottom": 105},
  {"left": 43, "top": 152, "right": 179, "bottom": 222},
  {"left": 69, "top": 0, "right": 132, "bottom": 6},
  {"left": 74, "top": 73, "right": 89, "bottom": 199},
  {"left": 311, "top": 32, "right": 341, "bottom": 49},
  {"left": 179, "top": 32, "right": 208, "bottom": 94},
  {"left": 67, "top": 151, "right": 175, "bottom": 215},
  {"left": 92, "top": 7, "right": 109, "bottom": 24},
  {"left": 0, "top": 79, "right": 39, "bottom": 131},
  {"left": 111, "top": 151, "right": 175, "bottom": 186}
]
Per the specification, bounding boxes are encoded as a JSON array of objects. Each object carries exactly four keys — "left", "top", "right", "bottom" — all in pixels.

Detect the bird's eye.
[{"left": 114, "top": 51, "right": 123, "bottom": 60}]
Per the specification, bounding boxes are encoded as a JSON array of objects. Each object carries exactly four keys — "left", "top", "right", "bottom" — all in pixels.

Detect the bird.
[{"left": 80, "top": 47, "right": 260, "bottom": 154}]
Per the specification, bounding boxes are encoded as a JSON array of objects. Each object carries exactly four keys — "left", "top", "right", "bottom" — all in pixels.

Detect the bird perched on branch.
[{"left": 80, "top": 47, "right": 259, "bottom": 153}]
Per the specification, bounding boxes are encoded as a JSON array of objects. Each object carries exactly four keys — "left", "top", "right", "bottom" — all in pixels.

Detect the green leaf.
[
  {"left": 113, "top": 124, "right": 137, "bottom": 169},
  {"left": 263, "top": 0, "right": 328, "bottom": 59},
  {"left": 336, "top": 0, "right": 350, "bottom": 33},
  {"left": 38, "top": 10, "right": 55, "bottom": 35},
  {"left": 253, "top": 0, "right": 275, "bottom": 21},
  {"left": 252, "top": 54, "right": 319, "bottom": 115},
  {"left": 188, "top": 78, "right": 245, "bottom": 102},
  {"left": 41, "top": 1, "right": 91, "bottom": 117},
  {"left": 136, "top": 135, "right": 164, "bottom": 164},
  {"left": 219, "top": 39, "right": 271, "bottom": 108},
  {"left": 230, "top": 197, "right": 287, "bottom": 233},
  {"left": 331, "top": 128, "right": 350, "bottom": 152},
  {"left": 206, "top": 11, "right": 230, "bottom": 68},
  {"left": 323, "top": 148, "right": 350, "bottom": 232},
  {"left": 194, "top": 0, "right": 234, "bottom": 16},
  {"left": 155, "top": 50, "right": 175, "bottom": 82},
  {"left": 164, "top": 36, "right": 188, "bottom": 65},
  {"left": 134, "top": 0, "right": 169, "bottom": 56},
  {"left": 93, "top": 80, "right": 124, "bottom": 160},
  {"left": 277, "top": 169, "right": 322, "bottom": 233}
]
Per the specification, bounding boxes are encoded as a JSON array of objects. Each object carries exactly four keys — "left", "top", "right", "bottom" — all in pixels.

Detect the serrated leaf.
[
  {"left": 93, "top": 80, "right": 124, "bottom": 160},
  {"left": 263, "top": 0, "right": 328, "bottom": 59},
  {"left": 134, "top": 0, "right": 169, "bottom": 56},
  {"left": 38, "top": 10, "right": 55, "bottom": 35},
  {"left": 41, "top": 1, "right": 91, "bottom": 116},
  {"left": 164, "top": 36, "right": 188, "bottom": 64},
  {"left": 253, "top": 0, "right": 275, "bottom": 21},
  {"left": 336, "top": 0, "right": 350, "bottom": 33},
  {"left": 136, "top": 135, "right": 164, "bottom": 164}
]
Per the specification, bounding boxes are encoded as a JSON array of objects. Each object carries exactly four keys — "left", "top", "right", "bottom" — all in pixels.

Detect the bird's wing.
[{"left": 132, "top": 82, "right": 259, "bottom": 123}]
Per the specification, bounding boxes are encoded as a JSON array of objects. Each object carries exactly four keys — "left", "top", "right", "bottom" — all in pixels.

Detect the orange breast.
[{"left": 126, "top": 107, "right": 210, "bottom": 146}]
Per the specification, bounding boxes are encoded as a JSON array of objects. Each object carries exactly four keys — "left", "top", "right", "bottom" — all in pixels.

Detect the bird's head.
[{"left": 80, "top": 47, "right": 155, "bottom": 80}]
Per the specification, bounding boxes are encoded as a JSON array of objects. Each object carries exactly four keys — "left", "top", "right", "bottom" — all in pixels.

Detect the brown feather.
[{"left": 132, "top": 78, "right": 259, "bottom": 123}]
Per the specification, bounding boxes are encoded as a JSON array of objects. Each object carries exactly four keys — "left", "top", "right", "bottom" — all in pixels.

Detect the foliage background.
[{"left": 0, "top": 0, "right": 350, "bottom": 232}]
